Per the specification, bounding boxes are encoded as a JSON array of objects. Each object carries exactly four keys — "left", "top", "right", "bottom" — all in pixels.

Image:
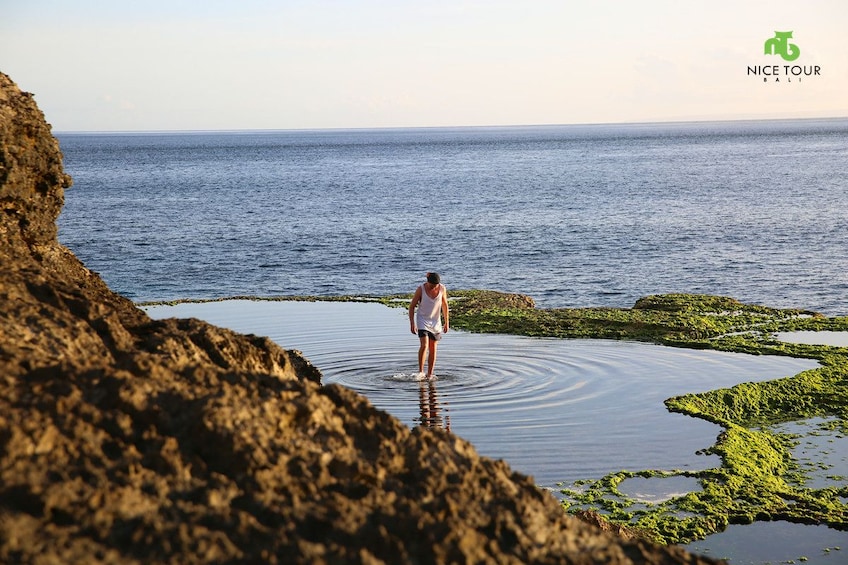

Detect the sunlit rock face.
[{"left": 0, "top": 72, "right": 718, "bottom": 564}]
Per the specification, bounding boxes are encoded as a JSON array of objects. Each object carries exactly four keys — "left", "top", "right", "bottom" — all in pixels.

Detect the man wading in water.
[{"left": 409, "top": 272, "right": 449, "bottom": 379}]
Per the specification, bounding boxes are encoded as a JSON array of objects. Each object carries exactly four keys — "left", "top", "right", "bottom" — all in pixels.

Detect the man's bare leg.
[
  {"left": 427, "top": 341, "right": 438, "bottom": 379},
  {"left": 418, "top": 336, "right": 428, "bottom": 375}
]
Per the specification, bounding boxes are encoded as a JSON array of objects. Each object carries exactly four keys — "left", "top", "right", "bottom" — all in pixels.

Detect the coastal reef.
[{"left": 0, "top": 73, "right": 723, "bottom": 563}]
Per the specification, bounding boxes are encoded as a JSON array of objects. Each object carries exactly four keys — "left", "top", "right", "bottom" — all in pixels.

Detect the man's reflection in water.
[{"left": 418, "top": 379, "right": 450, "bottom": 431}]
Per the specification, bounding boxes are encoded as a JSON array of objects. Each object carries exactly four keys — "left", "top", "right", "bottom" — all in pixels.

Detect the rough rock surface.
[{"left": 0, "top": 72, "right": 720, "bottom": 564}]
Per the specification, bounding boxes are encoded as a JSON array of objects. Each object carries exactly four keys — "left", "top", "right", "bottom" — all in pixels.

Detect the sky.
[{"left": 1, "top": 0, "right": 846, "bottom": 131}]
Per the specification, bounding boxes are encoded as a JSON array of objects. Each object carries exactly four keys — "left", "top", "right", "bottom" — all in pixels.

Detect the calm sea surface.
[
  {"left": 57, "top": 119, "right": 848, "bottom": 314},
  {"left": 58, "top": 121, "right": 848, "bottom": 563}
]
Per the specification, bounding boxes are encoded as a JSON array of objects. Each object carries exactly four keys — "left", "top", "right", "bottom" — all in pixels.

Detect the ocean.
[{"left": 57, "top": 118, "right": 848, "bottom": 315}]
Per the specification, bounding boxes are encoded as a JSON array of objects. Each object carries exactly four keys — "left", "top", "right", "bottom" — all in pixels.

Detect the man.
[{"left": 408, "top": 272, "right": 449, "bottom": 379}]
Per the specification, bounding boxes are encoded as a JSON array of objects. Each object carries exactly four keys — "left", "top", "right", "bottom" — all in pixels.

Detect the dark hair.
[{"left": 427, "top": 272, "right": 441, "bottom": 285}]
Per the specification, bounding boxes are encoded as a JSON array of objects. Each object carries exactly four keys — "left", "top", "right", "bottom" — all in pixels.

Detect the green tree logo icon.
[{"left": 764, "top": 31, "right": 800, "bottom": 61}]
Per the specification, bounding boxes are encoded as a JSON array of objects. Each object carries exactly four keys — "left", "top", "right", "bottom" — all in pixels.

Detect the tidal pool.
[
  {"left": 684, "top": 521, "right": 847, "bottom": 565},
  {"left": 617, "top": 475, "right": 703, "bottom": 504},
  {"left": 145, "top": 300, "right": 846, "bottom": 563},
  {"left": 144, "top": 300, "right": 817, "bottom": 488},
  {"left": 777, "top": 331, "right": 848, "bottom": 348},
  {"left": 767, "top": 417, "right": 848, "bottom": 490}
]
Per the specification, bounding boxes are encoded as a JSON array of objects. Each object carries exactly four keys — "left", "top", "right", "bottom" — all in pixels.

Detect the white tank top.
[{"left": 415, "top": 284, "right": 444, "bottom": 334}]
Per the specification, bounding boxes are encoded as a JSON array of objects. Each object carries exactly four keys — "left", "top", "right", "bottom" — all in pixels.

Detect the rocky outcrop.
[{"left": 0, "top": 72, "right": 719, "bottom": 564}]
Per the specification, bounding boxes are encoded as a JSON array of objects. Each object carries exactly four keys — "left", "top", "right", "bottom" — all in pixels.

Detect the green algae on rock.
[
  {"left": 448, "top": 291, "right": 825, "bottom": 343},
  {"left": 460, "top": 293, "right": 848, "bottom": 546}
]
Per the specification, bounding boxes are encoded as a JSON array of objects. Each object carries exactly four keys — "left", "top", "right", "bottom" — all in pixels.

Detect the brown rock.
[{"left": 0, "top": 71, "right": 721, "bottom": 564}]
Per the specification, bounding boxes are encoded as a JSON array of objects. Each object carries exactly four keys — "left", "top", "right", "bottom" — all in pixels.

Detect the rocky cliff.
[{"left": 0, "top": 72, "right": 718, "bottom": 564}]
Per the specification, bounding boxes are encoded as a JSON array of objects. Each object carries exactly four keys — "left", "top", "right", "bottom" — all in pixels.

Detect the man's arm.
[
  {"left": 409, "top": 287, "right": 422, "bottom": 333},
  {"left": 441, "top": 288, "right": 449, "bottom": 332}
]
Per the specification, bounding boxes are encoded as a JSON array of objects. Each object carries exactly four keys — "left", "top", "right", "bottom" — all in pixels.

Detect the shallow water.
[
  {"left": 767, "top": 417, "right": 848, "bottom": 491},
  {"left": 143, "top": 300, "right": 817, "bottom": 487},
  {"left": 617, "top": 475, "right": 703, "bottom": 504},
  {"left": 777, "top": 331, "right": 848, "bottom": 348},
  {"left": 684, "top": 521, "right": 847, "bottom": 565}
]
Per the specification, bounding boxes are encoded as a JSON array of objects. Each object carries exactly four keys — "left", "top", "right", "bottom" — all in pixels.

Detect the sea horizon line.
[{"left": 54, "top": 115, "right": 848, "bottom": 136}]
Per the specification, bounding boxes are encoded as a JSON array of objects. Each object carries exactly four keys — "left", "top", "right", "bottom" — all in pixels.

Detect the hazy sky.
[{"left": 2, "top": 0, "right": 846, "bottom": 131}]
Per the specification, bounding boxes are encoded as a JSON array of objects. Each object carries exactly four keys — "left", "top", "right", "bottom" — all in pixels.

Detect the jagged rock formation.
[{"left": 0, "top": 72, "right": 719, "bottom": 564}]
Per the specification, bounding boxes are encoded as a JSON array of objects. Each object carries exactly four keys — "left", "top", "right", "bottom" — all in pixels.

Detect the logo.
[
  {"left": 747, "top": 30, "right": 820, "bottom": 83},
  {"left": 764, "top": 31, "right": 800, "bottom": 61}
]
